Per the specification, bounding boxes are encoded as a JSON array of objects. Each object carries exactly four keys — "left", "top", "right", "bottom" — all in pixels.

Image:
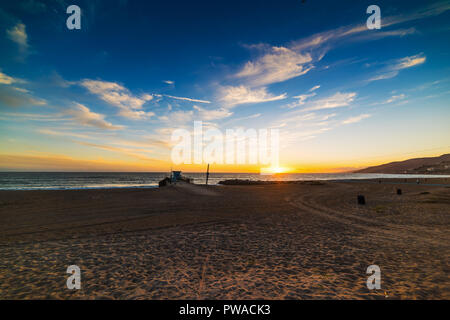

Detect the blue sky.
[{"left": 0, "top": 0, "right": 449, "bottom": 172}]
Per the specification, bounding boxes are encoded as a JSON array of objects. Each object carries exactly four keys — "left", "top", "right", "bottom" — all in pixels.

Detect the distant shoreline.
[{"left": 1, "top": 176, "right": 450, "bottom": 191}]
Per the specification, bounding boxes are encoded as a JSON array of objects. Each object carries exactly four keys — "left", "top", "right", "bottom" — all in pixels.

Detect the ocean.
[{"left": 0, "top": 172, "right": 449, "bottom": 190}]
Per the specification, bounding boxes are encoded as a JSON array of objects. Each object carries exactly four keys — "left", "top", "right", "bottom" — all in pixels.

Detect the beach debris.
[
  {"left": 357, "top": 195, "right": 366, "bottom": 205},
  {"left": 396, "top": 188, "right": 402, "bottom": 195}
]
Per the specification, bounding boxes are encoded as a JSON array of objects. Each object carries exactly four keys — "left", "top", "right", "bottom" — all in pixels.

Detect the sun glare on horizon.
[{"left": 260, "top": 166, "right": 291, "bottom": 175}]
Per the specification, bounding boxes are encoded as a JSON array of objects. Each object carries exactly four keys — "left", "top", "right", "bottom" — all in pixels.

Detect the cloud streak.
[
  {"left": 6, "top": 23, "right": 28, "bottom": 51},
  {"left": 80, "top": 79, "right": 154, "bottom": 119},
  {"left": 218, "top": 85, "right": 287, "bottom": 107},
  {"left": 342, "top": 114, "right": 371, "bottom": 125},
  {"left": 164, "top": 94, "right": 211, "bottom": 104},
  {"left": 302, "top": 92, "right": 356, "bottom": 112},
  {"left": 230, "top": 1, "right": 447, "bottom": 91},
  {"left": 383, "top": 94, "right": 406, "bottom": 104},
  {"left": 193, "top": 105, "right": 233, "bottom": 120},
  {"left": 158, "top": 110, "right": 194, "bottom": 124},
  {"left": 368, "top": 53, "right": 426, "bottom": 82},
  {"left": 65, "top": 103, "right": 124, "bottom": 130},
  {"left": 235, "top": 46, "right": 313, "bottom": 86},
  {"left": 0, "top": 71, "right": 23, "bottom": 85},
  {"left": 0, "top": 86, "right": 46, "bottom": 107}
]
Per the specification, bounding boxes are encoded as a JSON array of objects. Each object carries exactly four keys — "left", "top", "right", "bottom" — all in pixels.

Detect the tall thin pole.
[{"left": 206, "top": 163, "right": 210, "bottom": 186}]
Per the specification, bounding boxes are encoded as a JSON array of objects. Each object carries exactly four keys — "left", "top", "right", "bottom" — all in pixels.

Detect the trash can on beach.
[{"left": 357, "top": 195, "right": 366, "bottom": 205}]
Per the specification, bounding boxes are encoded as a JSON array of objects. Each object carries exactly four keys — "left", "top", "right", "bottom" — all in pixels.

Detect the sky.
[{"left": 0, "top": 0, "right": 449, "bottom": 173}]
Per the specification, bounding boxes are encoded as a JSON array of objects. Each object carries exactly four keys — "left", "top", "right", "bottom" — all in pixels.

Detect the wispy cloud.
[
  {"left": 118, "top": 108, "right": 155, "bottom": 120},
  {"left": 39, "top": 128, "right": 170, "bottom": 152},
  {"left": 275, "top": 111, "right": 336, "bottom": 128},
  {"left": 273, "top": 109, "right": 367, "bottom": 146},
  {"left": 6, "top": 23, "right": 28, "bottom": 52},
  {"left": 286, "top": 93, "right": 317, "bottom": 109},
  {"left": 80, "top": 79, "right": 154, "bottom": 119},
  {"left": 49, "top": 72, "right": 76, "bottom": 88},
  {"left": 234, "top": 113, "right": 261, "bottom": 121},
  {"left": 0, "top": 71, "right": 24, "bottom": 85},
  {"left": 193, "top": 105, "right": 233, "bottom": 120},
  {"left": 73, "top": 140, "right": 161, "bottom": 162},
  {"left": 38, "top": 128, "right": 92, "bottom": 139},
  {"left": 0, "top": 86, "right": 46, "bottom": 107},
  {"left": 368, "top": 53, "right": 426, "bottom": 82},
  {"left": 290, "top": 2, "right": 450, "bottom": 52},
  {"left": 285, "top": 85, "right": 322, "bottom": 109},
  {"left": 164, "top": 94, "right": 210, "bottom": 104},
  {"left": 396, "top": 54, "right": 426, "bottom": 69},
  {"left": 222, "top": 113, "right": 262, "bottom": 126},
  {"left": 231, "top": 2, "right": 447, "bottom": 91},
  {"left": 218, "top": 85, "right": 287, "bottom": 107},
  {"left": 109, "top": 137, "right": 170, "bottom": 150},
  {"left": 12, "top": 87, "right": 29, "bottom": 93},
  {"left": 309, "top": 85, "right": 321, "bottom": 92},
  {"left": 0, "top": 153, "right": 166, "bottom": 171},
  {"left": 352, "top": 28, "right": 417, "bottom": 42},
  {"left": 302, "top": 92, "right": 356, "bottom": 112},
  {"left": 383, "top": 94, "right": 406, "bottom": 104},
  {"left": 163, "top": 80, "right": 174, "bottom": 85},
  {"left": 368, "top": 72, "right": 399, "bottom": 82},
  {"left": 0, "top": 112, "right": 65, "bottom": 122},
  {"left": 235, "top": 46, "right": 313, "bottom": 86},
  {"left": 65, "top": 103, "right": 124, "bottom": 130},
  {"left": 158, "top": 110, "right": 194, "bottom": 124},
  {"left": 342, "top": 114, "right": 371, "bottom": 125},
  {"left": 382, "top": 2, "right": 450, "bottom": 27},
  {"left": 281, "top": 127, "right": 333, "bottom": 144}
]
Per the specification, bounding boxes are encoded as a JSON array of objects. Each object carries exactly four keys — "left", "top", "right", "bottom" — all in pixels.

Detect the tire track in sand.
[{"left": 285, "top": 191, "right": 448, "bottom": 247}]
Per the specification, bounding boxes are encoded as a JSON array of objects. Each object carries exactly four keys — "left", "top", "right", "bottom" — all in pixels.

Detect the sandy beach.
[{"left": 0, "top": 179, "right": 449, "bottom": 299}]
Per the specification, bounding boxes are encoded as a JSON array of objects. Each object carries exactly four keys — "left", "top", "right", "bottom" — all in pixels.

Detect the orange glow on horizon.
[{"left": 1, "top": 150, "right": 449, "bottom": 173}]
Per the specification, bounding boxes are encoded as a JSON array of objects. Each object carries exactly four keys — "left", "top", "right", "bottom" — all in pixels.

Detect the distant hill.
[{"left": 355, "top": 154, "right": 450, "bottom": 174}]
